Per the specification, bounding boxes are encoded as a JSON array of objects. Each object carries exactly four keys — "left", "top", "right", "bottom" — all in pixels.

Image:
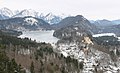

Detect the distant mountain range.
[
  {"left": 0, "top": 7, "right": 120, "bottom": 36},
  {"left": 90, "top": 19, "right": 120, "bottom": 36},
  {"left": 1, "top": 7, "right": 120, "bottom": 25},
  {"left": 112, "top": 19, "right": 120, "bottom": 24},
  {"left": 0, "top": 7, "right": 68, "bottom": 24},
  {"left": 91, "top": 19, "right": 116, "bottom": 27},
  {"left": 90, "top": 19, "right": 120, "bottom": 26}
]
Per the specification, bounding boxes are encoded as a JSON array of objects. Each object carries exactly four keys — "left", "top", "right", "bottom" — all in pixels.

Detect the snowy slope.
[{"left": 24, "top": 17, "right": 38, "bottom": 26}]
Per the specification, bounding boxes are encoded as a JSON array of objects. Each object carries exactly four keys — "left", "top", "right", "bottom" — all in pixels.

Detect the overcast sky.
[{"left": 0, "top": 0, "right": 120, "bottom": 20}]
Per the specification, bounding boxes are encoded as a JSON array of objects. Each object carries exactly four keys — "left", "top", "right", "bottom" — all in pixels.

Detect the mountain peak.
[
  {"left": 13, "top": 9, "right": 39, "bottom": 18},
  {"left": 0, "top": 7, "right": 13, "bottom": 17},
  {"left": 45, "top": 12, "right": 53, "bottom": 17},
  {"left": 41, "top": 12, "right": 64, "bottom": 24},
  {"left": 75, "top": 15, "right": 83, "bottom": 18},
  {"left": 1, "top": 7, "right": 10, "bottom": 10},
  {"left": 75, "top": 15, "right": 87, "bottom": 21},
  {"left": 0, "top": 7, "right": 68, "bottom": 24}
]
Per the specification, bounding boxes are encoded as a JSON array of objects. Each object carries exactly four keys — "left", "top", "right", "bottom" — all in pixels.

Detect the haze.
[{"left": 0, "top": 0, "right": 120, "bottom": 20}]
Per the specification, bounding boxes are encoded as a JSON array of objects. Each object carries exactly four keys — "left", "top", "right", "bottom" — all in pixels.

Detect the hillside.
[
  {"left": 53, "top": 15, "right": 120, "bottom": 73},
  {"left": 52, "top": 15, "right": 93, "bottom": 29},
  {"left": 0, "top": 30, "right": 84, "bottom": 73},
  {"left": 0, "top": 16, "right": 50, "bottom": 30}
]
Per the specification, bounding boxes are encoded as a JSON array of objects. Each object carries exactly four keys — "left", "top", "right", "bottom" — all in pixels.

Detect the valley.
[{"left": 0, "top": 7, "right": 120, "bottom": 73}]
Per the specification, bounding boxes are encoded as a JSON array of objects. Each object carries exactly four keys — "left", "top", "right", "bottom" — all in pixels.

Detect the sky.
[{"left": 0, "top": 0, "right": 120, "bottom": 20}]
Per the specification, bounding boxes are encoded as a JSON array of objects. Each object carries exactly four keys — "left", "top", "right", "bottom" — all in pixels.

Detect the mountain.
[
  {"left": 53, "top": 15, "right": 93, "bottom": 29},
  {"left": 91, "top": 19, "right": 120, "bottom": 25},
  {"left": 0, "top": 7, "right": 13, "bottom": 19},
  {"left": 90, "top": 19, "right": 120, "bottom": 35},
  {"left": 13, "top": 9, "right": 39, "bottom": 18},
  {"left": 13, "top": 11, "right": 66, "bottom": 24},
  {"left": 40, "top": 13, "right": 64, "bottom": 25},
  {"left": 0, "top": 16, "right": 50, "bottom": 31},
  {"left": 93, "top": 19, "right": 116, "bottom": 27},
  {"left": 0, "top": 7, "right": 67, "bottom": 24},
  {"left": 90, "top": 19, "right": 120, "bottom": 34},
  {"left": 52, "top": 15, "right": 98, "bottom": 34},
  {"left": 113, "top": 24, "right": 120, "bottom": 28},
  {"left": 14, "top": 12, "right": 67, "bottom": 24},
  {"left": 89, "top": 20, "right": 95, "bottom": 23},
  {"left": 53, "top": 15, "right": 95, "bottom": 41},
  {"left": 112, "top": 19, "right": 120, "bottom": 24},
  {"left": 110, "top": 24, "right": 120, "bottom": 36}
]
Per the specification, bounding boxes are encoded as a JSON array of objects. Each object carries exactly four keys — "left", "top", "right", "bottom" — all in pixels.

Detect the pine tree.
[
  {"left": 30, "top": 61, "right": 35, "bottom": 73},
  {"left": 116, "top": 49, "right": 120, "bottom": 56}
]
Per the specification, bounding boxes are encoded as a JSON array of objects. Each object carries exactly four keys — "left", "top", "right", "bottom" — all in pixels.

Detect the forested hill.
[
  {"left": 0, "top": 30, "right": 27, "bottom": 73},
  {"left": 0, "top": 30, "right": 84, "bottom": 73}
]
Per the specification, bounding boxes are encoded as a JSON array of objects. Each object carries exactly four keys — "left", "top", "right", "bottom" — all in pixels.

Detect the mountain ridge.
[{"left": 0, "top": 7, "right": 68, "bottom": 24}]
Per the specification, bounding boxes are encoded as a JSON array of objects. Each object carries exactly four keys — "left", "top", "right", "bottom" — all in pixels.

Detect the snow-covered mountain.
[
  {"left": 39, "top": 13, "right": 68, "bottom": 24},
  {"left": 0, "top": 7, "right": 13, "bottom": 19},
  {"left": 0, "top": 7, "right": 67, "bottom": 24},
  {"left": 13, "top": 9, "right": 39, "bottom": 18}
]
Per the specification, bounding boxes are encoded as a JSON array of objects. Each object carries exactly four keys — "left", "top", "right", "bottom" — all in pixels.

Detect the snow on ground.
[
  {"left": 105, "top": 71, "right": 112, "bottom": 73},
  {"left": 24, "top": 17, "right": 38, "bottom": 25},
  {"left": 61, "top": 51, "right": 68, "bottom": 57},
  {"left": 57, "top": 42, "right": 120, "bottom": 73}
]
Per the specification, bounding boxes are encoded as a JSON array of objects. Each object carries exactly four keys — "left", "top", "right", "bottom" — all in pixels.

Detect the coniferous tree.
[{"left": 30, "top": 61, "right": 35, "bottom": 73}]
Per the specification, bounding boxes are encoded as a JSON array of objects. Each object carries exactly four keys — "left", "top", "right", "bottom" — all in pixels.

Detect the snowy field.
[{"left": 18, "top": 30, "right": 59, "bottom": 44}]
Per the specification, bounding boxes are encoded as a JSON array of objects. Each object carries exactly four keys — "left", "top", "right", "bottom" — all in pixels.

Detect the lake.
[
  {"left": 18, "top": 30, "right": 59, "bottom": 44},
  {"left": 93, "top": 33, "right": 120, "bottom": 41}
]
